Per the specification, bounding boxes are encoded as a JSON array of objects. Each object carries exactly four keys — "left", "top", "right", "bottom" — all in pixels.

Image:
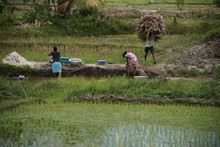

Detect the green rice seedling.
[
  {"left": 96, "top": 124, "right": 220, "bottom": 146},
  {"left": 1, "top": 102, "right": 219, "bottom": 146}
]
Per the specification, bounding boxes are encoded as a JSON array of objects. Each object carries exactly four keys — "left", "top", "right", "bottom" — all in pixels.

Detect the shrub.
[
  {"left": 51, "top": 14, "right": 135, "bottom": 36},
  {"left": 214, "top": 0, "right": 220, "bottom": 7},
  {"left": 0, "top": 14, "right": 17, "bottom": 25},
  {"left": 205, "top": 28, "right": 220, "bottom": 41},
  {"left": 213, "top": 65, "right": 220, "bottom": 80}
]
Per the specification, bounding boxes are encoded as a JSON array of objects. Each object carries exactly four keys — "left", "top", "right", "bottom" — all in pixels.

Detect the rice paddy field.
[
  {"left": 1, "top": 0, "right": 220, "bottom": 146},
  {"left": 1, "top": 103, "right": 220, "bottom": 146},
  {"left": 0, "top": 76, "right": 220, "bottom": 146}
]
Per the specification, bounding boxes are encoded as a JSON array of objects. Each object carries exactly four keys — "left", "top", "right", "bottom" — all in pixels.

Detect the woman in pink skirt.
[{"left": 122, "top": 51, "right": 140, "bottom": 78}]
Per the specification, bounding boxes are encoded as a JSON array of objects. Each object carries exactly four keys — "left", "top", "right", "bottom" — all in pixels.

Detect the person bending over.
[{"left": 122, "top": 51, "right": 140, "bottom": 78}]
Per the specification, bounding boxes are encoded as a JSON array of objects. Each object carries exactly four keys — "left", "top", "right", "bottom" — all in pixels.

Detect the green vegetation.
[
  {"left": 213, "top": 65, "right": 220, "bottom": 79},
  {"left": 0, "top": 103, "right": 219, "bottom": 146},
  {"left": 0, "top": 14, "right": 136, "bottom": 36},
  {"left": 0, "top": 18, "right": 219, "bottom": 68},
  {"left": 0, "top": 0, "right": 220, "bottom": 146},
  {"left": 0, "top": 64, "right": 39, "bottom": 77},
  {"left": 205, "top": 27, "right": 220, "bottom": 41},
  {"left": 214, "top": 0, "right": 220, "bottom": 7},
  {"left": 0, "top": 77, "right": 219, "bottom": 103}
]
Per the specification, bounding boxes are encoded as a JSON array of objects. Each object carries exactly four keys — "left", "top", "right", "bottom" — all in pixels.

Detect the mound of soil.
[
  {"left": 172, "top": 39, "right": 220, "bottom": 73},
  {"left": 145, "top": 39, "right": 220, "bottom": 77},
  {"left": 2, "top": 51, "right": 31, "bottom": 66}
]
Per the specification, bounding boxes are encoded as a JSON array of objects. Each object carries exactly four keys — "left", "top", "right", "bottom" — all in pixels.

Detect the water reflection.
[{"left": 98, "top": 124, "right": 219, "bottom": 147}]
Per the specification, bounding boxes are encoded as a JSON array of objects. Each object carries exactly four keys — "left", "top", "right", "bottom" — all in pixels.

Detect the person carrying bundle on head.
[
  {"left": 145, "top": 33, "right": 156, "bottom": 64},
  {"left": 136, "top": 14, "right": 165, "bottom": 65}
]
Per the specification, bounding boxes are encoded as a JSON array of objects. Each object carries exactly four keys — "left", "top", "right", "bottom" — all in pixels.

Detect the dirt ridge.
[{"left": 67, "top": 96, "right": 220, "bottom": 107}]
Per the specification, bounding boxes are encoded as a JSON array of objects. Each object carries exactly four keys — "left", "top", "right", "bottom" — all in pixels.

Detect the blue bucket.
[{"left": 60, "top": 57, "right": 69, "bottom": 63}]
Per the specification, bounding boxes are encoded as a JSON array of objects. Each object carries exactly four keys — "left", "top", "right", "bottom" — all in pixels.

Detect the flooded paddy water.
[{"left": 0, "top": 102, "right": 219, "bottom": 146}]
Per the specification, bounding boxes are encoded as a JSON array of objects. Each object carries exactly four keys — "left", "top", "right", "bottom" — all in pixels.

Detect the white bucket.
[
  {"left": 69, "top": 58, "right": 82, "bottom": 65},
  {"left": 134, "top": 76, "right": 148, "bottom": 79}
]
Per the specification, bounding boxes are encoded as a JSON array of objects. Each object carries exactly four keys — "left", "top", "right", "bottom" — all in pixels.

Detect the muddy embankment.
[
  {"left": 2, "top": 38, "right": 220, "bottom": 77},
  {"left": 66, "top": 96, "right": 220, "bottom": 107},
  {"left": 2, "top": 51, "right": 146, "bottom": 77},
  {"left": 1, "top": 96, "right": 219, "bottom": 113}
]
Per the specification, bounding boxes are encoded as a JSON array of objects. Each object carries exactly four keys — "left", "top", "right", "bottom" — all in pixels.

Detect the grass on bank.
[{"left": 0, "top": 76, "right": 220, "bottom": 105}]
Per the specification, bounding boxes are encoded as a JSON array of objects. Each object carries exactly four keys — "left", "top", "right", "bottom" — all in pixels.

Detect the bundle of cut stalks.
[
  {"left": 57, "top": 0, "right": 69, "bottom": 14},
  {"left": 136, "top": 14, "right": 165, "bottom": 42}
]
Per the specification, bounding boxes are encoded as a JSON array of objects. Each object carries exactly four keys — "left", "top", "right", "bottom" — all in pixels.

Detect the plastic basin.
[
  {"left": 97, "top": 60, "right": 106, "bottom": 65},
  {"left": 69, "top": 58, "right": 82, "bottom": 65},
  {"left": 60, "top": 57, "right": 69, "bottom": 63}
]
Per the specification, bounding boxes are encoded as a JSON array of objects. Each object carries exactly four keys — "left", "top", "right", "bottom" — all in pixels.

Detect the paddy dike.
[
  {"left": 66, "top": 96, "right": 220, "bottom": 107},
  {"left": 2, "top": 51, "right": 146, "bottom": 77},
  {"left": 1, "top": 96, "right": 219, "bottom": 113},
  {"left": 2, "top": 37, "right": 220, "bottom": 78}
]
